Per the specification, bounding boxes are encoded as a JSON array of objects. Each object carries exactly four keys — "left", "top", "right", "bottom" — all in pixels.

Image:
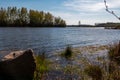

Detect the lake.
[{"left": 0, "top": 27, "right": 120, "bottom": 54}]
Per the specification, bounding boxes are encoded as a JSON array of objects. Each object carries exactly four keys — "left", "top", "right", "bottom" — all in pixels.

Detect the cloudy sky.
[{"left": 0, "top": 0, "right": 120, "bottom": 25}]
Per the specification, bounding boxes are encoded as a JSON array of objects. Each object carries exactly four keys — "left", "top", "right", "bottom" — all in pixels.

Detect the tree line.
[{"left": 0, "top": 7, "right": 66, "bottom": 27}]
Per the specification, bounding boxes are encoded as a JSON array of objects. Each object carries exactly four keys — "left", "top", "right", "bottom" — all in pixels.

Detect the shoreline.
[
  {"left": 45, "top": 44, "right": 110, "bottom": 79},
  {"left": 49, "top": 44, "right": 109, "bottom": 66},
  {"left": 0, "top": 44, "right": 112, "bottom": 79},
  {"left": 52, "top": 44, "right": 109, "bottom": 55}
]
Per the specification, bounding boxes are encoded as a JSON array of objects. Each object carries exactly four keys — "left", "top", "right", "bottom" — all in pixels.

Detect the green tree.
[
  {"left": 54, "top": 17, "right": 66, "bottom": 27},
  {"left": 0, "top": 8, "right": 7, "bottom": 26},
  {"left": 38, "top": 11, "right": 44, "bottom": 26},
  {"left": 44, "top": 12, "right": 53, "bottom": 26},
  {"left": 0, "top": 7, "right": 66, "bottom": 27},
  {"left": 29, "top": 10, "right": 39, "bottom": 26},
  {"left": 9, "top": 7, "right": 18, "bottom": 25},
  {"left": 19, "top": 7, "right": 28, "bottom": 26}
]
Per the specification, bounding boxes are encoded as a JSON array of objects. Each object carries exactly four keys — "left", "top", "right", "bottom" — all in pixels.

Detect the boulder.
[{"left": 0, "top": 49, "right": 36, "bottom": 80}]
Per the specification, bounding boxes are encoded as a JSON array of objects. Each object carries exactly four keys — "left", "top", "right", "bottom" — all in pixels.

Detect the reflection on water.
[{"left": 0, "top": 27, "right": 120, "bottom": 54}]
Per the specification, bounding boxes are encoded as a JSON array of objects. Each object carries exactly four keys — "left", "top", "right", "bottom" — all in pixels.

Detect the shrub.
[
  {"left": 61, "top": 45, "right": 73, "bottom": 59},
  {"left": 84, "top": 65, "right": 103, "bottom": 80}
]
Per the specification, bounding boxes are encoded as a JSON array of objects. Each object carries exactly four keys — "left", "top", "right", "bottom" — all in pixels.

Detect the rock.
[{"left": 0, "top": 49, "right": 36, "bottom": 80}]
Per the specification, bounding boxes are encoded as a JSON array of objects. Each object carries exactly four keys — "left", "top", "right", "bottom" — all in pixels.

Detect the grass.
[
  {"left": 108, "top": 41, "right": 120, "bottom": 64},
  {"left": 84, "top": 64, "right": 103, "bottom": 80},
  {"left": 109, "top": 70, "right": 120, "bottom": 80},
  {"left": 32, "top": 42, "right": 120, "bottom": 80},
  {"left": 34, "top": 52, "right": 50, "bottom": 80},
  {"left": 107, "top": 41, "right": 120, "bottom": 79},
  {"left": 61, "top": 45, "right": 73, "bottom": 59},
  {"left": 107, "top": 61, "right": 120, "bottom": 80}
]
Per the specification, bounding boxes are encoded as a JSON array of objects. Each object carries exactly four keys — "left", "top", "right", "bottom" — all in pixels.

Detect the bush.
[
  {"left": 61, "top": 45, "right": 73, "bottom": 59},
  {"left": 84, "top": 65, "right": 103, "bottom": 80}
]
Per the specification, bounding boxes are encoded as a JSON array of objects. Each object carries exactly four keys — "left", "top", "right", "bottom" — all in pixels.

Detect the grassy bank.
[{"left": 33, "top": 43, "right": 120, "bottom": 80}]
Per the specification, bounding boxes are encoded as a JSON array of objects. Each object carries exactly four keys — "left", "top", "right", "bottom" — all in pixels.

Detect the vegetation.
[
  {"left": 108, "top": 62, "right": 120, "bottom": 80},
  {"left": 104, "top": 0, "right": 120, "bottom": 29},
  {"left": 0, "top": 7, "right": 66, "bottom": 27},
  {"left": 84, "top": 65, "right": 103, "bottom": 80},
  {"left": 34, "top": 53, "right": 50, "bottom": 80},
  {"left": 61, "top": 45, "right": 73, "bottom": 59},
  {"left": 32, "top": 43, "right": 120, "bottom": 80},
  {"left": 107, "top": 42, "right": 120, "bottom": 80},
  {"left": 108, "top": 42, "right": 120, "bottom": 64},
  {"left": 95, "top": 22, "right": 120, "bottom": 29},
  {"left": 104, "top": 0, "right": 120, "bottom": 21}
]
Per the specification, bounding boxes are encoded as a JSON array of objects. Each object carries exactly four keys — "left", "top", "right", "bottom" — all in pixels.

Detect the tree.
[
  {"left": 43, "top": 12, "right": 53, "bottom": 26},
  {"left": 54, "top": 17, "right": 66, "bottom": 27},
  {"left": 9, "top": 7, "right": 18, "bottom": 25},
  {"left": 29, "top": 10, "right": 41, "bottom": 26},
  {"left": 0, "top": 7, "right": 66, "bottom": 27},
  {"left": 38, "top": 11, "right": 44, "bottom": 26},
  {"left": 0, "top": 8, "right": 7, "bottom": 26},
  {"left": 19, "top": 7, "right": 29, "bottom": 26},
  {"left": 104, "top": 0, "right": 120, "bottom": 20}
]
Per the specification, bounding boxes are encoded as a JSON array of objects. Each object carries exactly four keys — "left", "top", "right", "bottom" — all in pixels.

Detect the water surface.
[{"left": 0, "top": 27, "right": 120, "bottom": 54}]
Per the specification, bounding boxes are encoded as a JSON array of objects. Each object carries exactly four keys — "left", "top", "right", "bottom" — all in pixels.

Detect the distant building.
[{"left": 78, "top": 21, "right": 81, "bottom": 26}]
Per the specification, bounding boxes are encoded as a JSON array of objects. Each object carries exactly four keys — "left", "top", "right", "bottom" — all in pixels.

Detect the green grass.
[{"left": 34, "top": 53, "right": 50, "bottom": 80}]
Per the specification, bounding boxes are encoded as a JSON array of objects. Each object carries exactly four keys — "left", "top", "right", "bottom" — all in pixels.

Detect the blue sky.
[{"left": 0, "top": 0, "right": 120, "bottom": 25}]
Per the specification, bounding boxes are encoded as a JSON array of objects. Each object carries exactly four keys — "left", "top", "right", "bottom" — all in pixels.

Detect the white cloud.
[
  {"left": 50, "top": 10, "right": 120, "bottom": 25},
  {"left": 63, "top": 0, "right": 120, "bottom": 12},
  {"left": 50, "top": 11, "right": 78, "bottom": 24},
  {"left": 108, "top": 0, "right": 120, "bottom": 8},
  {"left": 63, "top": 0, "right": 104, "bottom": 12},
  {"left": 50, "top": 0, "right": 120, "bottom": 25}
]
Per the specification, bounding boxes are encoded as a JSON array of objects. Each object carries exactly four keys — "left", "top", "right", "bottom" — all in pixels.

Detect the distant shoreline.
[{"left": 0, "top": 25, "right": 118, "bottom": 29}]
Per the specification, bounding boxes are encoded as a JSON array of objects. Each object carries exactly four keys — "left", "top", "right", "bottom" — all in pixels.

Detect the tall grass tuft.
[
  {"left": 84, "top": 64, "right": 103, "bottom": 80},
  {"left": 34, "top": 52, "right": 49, "bottom": 80},
  {"left": 61, "top": 45, "right": 73, "bottom": 59},
  {"left": 108, "top": 41, "right": 120, "bottom": 79},
  {"left": 110, "top": 70, "right": 120, "bottom": 80},
  {"left": 108, "top": 41, "right": 120, "bottom": 64}
]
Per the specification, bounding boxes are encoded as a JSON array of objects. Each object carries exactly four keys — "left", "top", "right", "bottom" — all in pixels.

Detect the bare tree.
[{"left": 104, "top": 0, "right": 120, "bottom": 20}]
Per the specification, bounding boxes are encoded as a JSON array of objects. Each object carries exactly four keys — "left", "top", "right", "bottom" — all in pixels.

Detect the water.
[{"left": 0, "top": 27, "right": 120, "bottom": 54}]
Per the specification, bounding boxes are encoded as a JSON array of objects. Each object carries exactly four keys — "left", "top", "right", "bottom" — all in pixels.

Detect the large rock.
[{"left": 0, "top": 49, "right": 36, "bottom": 80}]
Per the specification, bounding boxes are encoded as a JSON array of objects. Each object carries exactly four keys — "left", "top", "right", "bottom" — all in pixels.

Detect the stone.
[{"left": 0, "top": 49, "right": 36, "bottom": 80}]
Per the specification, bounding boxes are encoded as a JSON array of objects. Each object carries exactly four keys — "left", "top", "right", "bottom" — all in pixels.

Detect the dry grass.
[
  {"left": 108, "top": 42, "right": 120, "bottom": 64},
  {"left": 107, "top": 41, "right": 120, "bottom": 80},
  {"left": 84, "top": 64, "right": 103, "bottom": 80}
]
